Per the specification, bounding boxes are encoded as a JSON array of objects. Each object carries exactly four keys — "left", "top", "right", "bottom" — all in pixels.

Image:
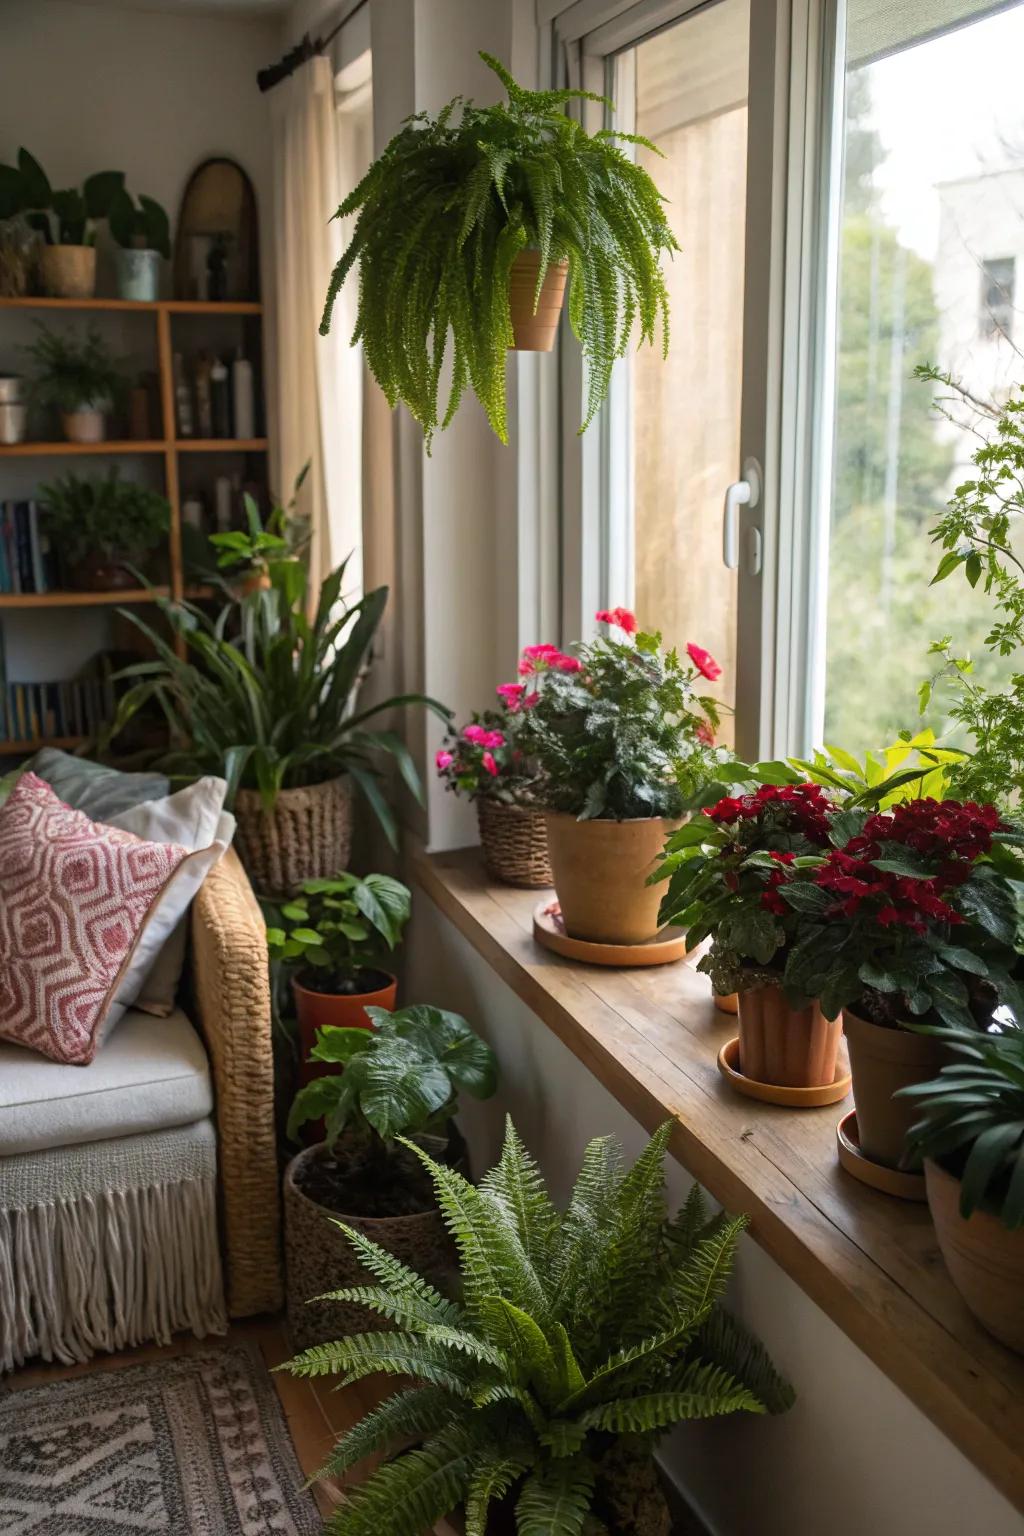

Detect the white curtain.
[{"left": 270, "top": 53, "right": 363, "bottom": 599}]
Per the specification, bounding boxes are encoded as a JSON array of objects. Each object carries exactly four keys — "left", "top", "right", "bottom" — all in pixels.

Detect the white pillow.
[{"left": 106, "top": 779, "right": 232, "bottom": 1020}]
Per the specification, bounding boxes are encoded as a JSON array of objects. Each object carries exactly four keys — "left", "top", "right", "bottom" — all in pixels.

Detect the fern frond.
[
  {"left": 515, "top": 1453, "right": 596, "bottom": 1536},
  {"left": 325, "top": 1427, "right": 476, "bottom": 1536},
  {"left": 313, "top": 1385, "right": 454, "bottom": 1481},
  {"left": 579, "top": 1364, "right": 765, "bottom": 1434},
  {"left": 696, "top": 1308, "right": 796, "bottom": 1415},
  {"left": 481, "top": 1116, "right": 560, "bottom": 1286},
  {"left": 326, "top": 1220, "right": 462, "bottom": 1324},
  {"left": 284, "top": 1330, "right": 500, "bottom": 1398},
  {"left": 464, "top": 1447, "right": 535, "bottom": 1536}
]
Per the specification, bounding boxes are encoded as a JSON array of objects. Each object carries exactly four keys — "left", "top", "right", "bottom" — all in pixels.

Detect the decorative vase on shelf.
[
  {"left": 116, "top": 247, "right": 161, "bottom": 302},
  {"left": 39, "top": 244, "right": 96, "bottom": 299}
]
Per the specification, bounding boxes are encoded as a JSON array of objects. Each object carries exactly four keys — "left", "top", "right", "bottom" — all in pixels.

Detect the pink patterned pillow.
[{"left": 0, "top": 773, "right": 190, "bottom": 1065}]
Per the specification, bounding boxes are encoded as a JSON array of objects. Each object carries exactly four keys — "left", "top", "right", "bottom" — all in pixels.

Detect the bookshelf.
[{"left": 0, "top": 294, "right": 268, "bottom": 753}]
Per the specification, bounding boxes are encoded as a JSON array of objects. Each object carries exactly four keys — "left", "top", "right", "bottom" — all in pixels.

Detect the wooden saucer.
[
  {"left": 717, "top": 1037, "right": 852, "bottom": 1108},
  {"left": 532, "top": 901, "right": 690, "bottom": 968},
  {"left": 836, "top": 1111, "right": 927, "bottom": 1201}
]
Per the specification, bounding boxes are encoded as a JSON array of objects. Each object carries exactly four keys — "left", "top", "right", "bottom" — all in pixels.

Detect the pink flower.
[
  {"left": 553, "top": 653, "right": 582, "bottom": 673},
  {"left": 463, "top": 724, "right": 487, "bottom": 744},
  {"left": 523, "top": 691, "right": 540, "bottom": 709},
  {"left": 518, "top": 642, "right": 560, "bottom": 677},
  {"left": 435, "top": 749, "right": 454, "bottom": 772},
  {"left": 481, "top": 751, "right": 499, "bottom": 777},
  {"left": 596, "top": 606, "right": 638, "bottom": 635},
  {"left": 496, "top": 682, "right": 525, "bottom": 710},
  {"left": 695, "top": 720, "right": 715, "bottom": 747},
  {"left": 482, "top": 729, "right": 505, "bottom": 749},
  {"left": 687, "top": 642, "right": 722, "bottom": 682}
]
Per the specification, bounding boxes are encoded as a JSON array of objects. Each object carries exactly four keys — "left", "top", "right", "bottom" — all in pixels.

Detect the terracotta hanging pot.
[
  {"left": 737, "top": 983, "right": 841, "bottom": 1088},
  {"left": 39, "top": 243, "right": 96, "bottom": 299},
  {"left": 543, "top": 812, "right": 680, "bottom": 945},
  {"left": 843, "top": 1009, "right": 947, "bottom": 1169},
  {"left": 925, "top": 1158, "right": 1024, "bottom": 1354},
  {"left": 508, "top": 250, "right": 569, "bottom": 352}
]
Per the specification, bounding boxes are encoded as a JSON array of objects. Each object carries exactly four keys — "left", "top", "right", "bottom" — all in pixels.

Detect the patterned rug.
[{"left": 0, "top": 1344, "right": 321, "bottom": 1535}]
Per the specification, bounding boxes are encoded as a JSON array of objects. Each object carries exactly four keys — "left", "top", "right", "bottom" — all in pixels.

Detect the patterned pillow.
[{"left": 0, "top": 773, "right": 190, "bottom": 1065}]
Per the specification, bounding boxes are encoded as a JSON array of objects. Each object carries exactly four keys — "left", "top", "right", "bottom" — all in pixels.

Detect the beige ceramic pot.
[
  {"left": 508, "top": 251, "right": 569, "bottom": 351},
  {"left": 40, "top": 243, "right": 96, "bottom": 299},
  {"left": 61, "top": 407, "right": 105, "bottom": 444},
  {"left": 543, "top": 812, "right": 679, "bottom": 945},
  {"left": 737, "top": 983, "right": 841, "bottom": 1088},
  {"left": 925, "top": 1158, "right": 1024, "bottom": 1354},
  {"left": 843, "top": 1009, "right": 947, "bottom": 1169}
]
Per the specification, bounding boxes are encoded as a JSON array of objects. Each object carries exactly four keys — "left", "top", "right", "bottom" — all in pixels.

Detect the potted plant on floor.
[
  {"left": 103, "top": 550, "right": 448, "bottom": 895},
  {"left": 321, "top": 53, "right": 676, "bottom": 450},
  {"left": 284, "top": 1119, "right": 793, "bottom": 1534},
  {"left": 900, "top": 1022, "right": 1024, "bottom": 1353},
  {"left": 0, "top": 149, "right": 123, "bottom": 297},
  {"left": 23, "top": 323, "right": 125, "bottom": 443},
  {"left": 39, "top": 468, "right": 168, "bottom": 590},
  {"left": 436, "top": 689, "right": 551, "bottom": 888},
  {"left": 283, "top": 1004, "right": 497, "bottom": 1349},
  {"left": 108, "top": 185, "right": 171, "bottom": 301},
  {"left": 517, "top": 609, "right": 720, "bottom": 945},
  {"left": 267, "top": 870, "right": 411, "bottom": 1071}
]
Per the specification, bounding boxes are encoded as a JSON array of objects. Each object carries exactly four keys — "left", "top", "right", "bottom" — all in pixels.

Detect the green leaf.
[{"left": 515, "top": 1454, "right": 595, "bottom": 1536}]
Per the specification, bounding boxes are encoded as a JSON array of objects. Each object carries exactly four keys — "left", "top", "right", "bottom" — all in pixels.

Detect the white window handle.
[{"left": 723, "top": 458, "right": 762, "bottom": 570}]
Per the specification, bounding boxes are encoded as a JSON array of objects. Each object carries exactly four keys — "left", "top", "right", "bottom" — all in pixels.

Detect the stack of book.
[
  {"left": 0, "top": 632, "right": 117, "bottom": 745},
  {"left": 0, "top": 501, "right": 60, "bottom": 594}
]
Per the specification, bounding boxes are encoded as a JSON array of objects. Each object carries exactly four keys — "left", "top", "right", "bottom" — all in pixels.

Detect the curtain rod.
[{"left": 257, "top": 0, "right": 370, "bottom": 93}]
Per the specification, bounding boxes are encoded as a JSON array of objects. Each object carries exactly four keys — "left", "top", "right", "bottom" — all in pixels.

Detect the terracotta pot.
[
  {"left": 843, "top": 1009, "right": 947, "bottom": 1169},
  {"left": 714, "top": 990, "right": 739, "bottom": 1015},
  {"left": 39, "top": 243, "right": 96, "bottom": 299},
  {"left": 293, "top": 971, "right": 397, "bottom": 1087},
  {"left": 283, "top": 1141, "right": 458, "bottom": 1350},
  {"left": 234, "top": 773, "right": 353, "bottom": 898},
  {"left": 231, "top": 569, "right": 273, "bottom": 598},
  {"left": 925, "top": 1158, "right": 1024, "bottom": 1354},
  {"left": 70, "top": 552, "right": 138, "bottom": 591},
  {"left": 477, "top": 799, "right": 553, "bottom": 888},
  {"left": 61, "top": 407, "right": 105, "bottom": 444},
  {"left": 737, "top": 983, "right": 841, "bottom": 1088},
  {"left": 508, "top": 251, "right": 569, "bottom": 352},
  {"left": 544, "top": 812, "right": 680, "bottom": 945}
]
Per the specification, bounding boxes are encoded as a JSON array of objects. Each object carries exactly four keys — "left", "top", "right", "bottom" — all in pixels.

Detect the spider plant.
[
  {"left": 322, "top": 51, "right": 676, "bottom": 449},
  {"left": 284, "top": 1119, "right": 792, "bottom": 1536}
]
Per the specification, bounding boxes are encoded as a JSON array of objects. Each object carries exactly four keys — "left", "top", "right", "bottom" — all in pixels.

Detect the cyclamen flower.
[
  {"left": 481, "top": 751, "right": 499, "bottom": 777},
  {"left": 435, "top": 749, "right": 454, "bottom": 773},
  {"left": 595, "top": 606, "right": 638, "bottom": 635},
  {"left": 687, "top": 642, "right": 722, "bottom": 682}
]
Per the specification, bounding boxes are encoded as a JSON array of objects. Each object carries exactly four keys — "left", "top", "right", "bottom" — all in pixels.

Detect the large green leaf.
[{"left": 352, "top": 872, "right": 411, "bottom": 948}]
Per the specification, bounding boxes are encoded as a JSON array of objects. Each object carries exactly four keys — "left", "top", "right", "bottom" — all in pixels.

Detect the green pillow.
[{"left": 22, "top": 748, "right": 170, "bottom": 821}]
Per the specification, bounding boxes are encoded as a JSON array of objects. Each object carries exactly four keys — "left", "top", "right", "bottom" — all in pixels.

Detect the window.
[{"left": 980, "top": 257, "right": 1015, "bottom": 339}]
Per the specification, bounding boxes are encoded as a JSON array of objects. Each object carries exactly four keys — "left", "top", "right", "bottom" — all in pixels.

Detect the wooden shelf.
[
  {"left": 176, "top": 438, "right": 268, "bottom": 453},
  {"left": 0, "top": 735, "right": 85, "bottom": 756},
  {"left": 0, "top": 588, "right": 171, "bottom": 608},
  {"left": 0, "top": 440, "right": 167, "bottom": 456},
  {"left": 0, "top": 296, "right": 262, "bottom": 315}
]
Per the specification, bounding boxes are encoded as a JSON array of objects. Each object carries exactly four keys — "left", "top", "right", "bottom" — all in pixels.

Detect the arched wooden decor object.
[{"left": 173, "top": 157, "right": 259, "bottom": 302}]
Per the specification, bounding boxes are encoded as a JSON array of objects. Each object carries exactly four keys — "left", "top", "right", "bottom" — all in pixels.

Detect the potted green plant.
[
  {"left": 0, "top": 149, "right": 123, "bottom": 297},
  {"left": 517, "top": 609, "right": 719, "bottom": 945},
  {"left": 39, "top": 468, "right": 168, "bottom": 590},
  {"left": 108, "top": 185, "right": 171, "bottom": 301},
  {"left": 206, "top": 466, "right": 311, "bottom": 597},
  {"left": 283, "top": 1004, "right": 498, "bottom": 1350},
  {"left": 267, "top": 871, "right": 411, "bottom": 1063},
  {"left": 103, "top": 553, "right": 449, "bottom": 896},
  {"left": 436, "top": 691, "right": 551, "bottom": 888},
  {"left": 23, "top": 322, "right": 125, "bottom": 442},
  {"left": 283, "top": 1119, "right": 793, "bottom": 1534},
  {"left": 900, "top": 1022, "right": 1024, "bottom": 1352},
  {"left": 321, "top": 52, "right": 675, "bottom": 450}
]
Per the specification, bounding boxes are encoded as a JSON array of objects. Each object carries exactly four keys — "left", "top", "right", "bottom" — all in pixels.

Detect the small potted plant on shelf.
[
  {"left": 207, "top": 466, "right": 311, "bottom": 597},
  {"left": 108, "top": 185, "right": 171, "bottom": 301},
  {"left": 900, "top": 1022, "right": 1024, "bottom": 1353},
  {"left": 283, "top": 1119, "right": 793, "bottom": 1535},
  {"left": 24, "top": 323, "right": 125, "bottom": 443},
  {"left": 0, "top": 149, "right": 123, "bottom": 297},
  {"left": 39, "top": 468, "right": 168, "bottom": 590},
  {"left": 321, "top": 52, "right": 676, "bottom": 450},
  {"left": 283, "top": 1003, "right": 498, "bottom": 1349},
  {"left": 436, "top": 691, "right": 551, "bottom": 888},
  {"left": 267, "top": 870, "right": 411, "bottom": 1068},
  {"left": 518, "top": 608, "right": 720, "bottom": 945}
]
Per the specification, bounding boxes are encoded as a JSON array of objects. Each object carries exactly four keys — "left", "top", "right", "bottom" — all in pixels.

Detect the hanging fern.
[
  {"left": 322, "top": 52, "right": 678, "bottom": 450},
  {"left": 283, "top": 1119, "right": 792, "bottom": 1535}
]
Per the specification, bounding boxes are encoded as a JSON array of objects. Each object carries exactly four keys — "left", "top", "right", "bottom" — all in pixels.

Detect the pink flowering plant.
[
  {"left": 435, "top": 701, "right": 538, "bottom": 806},
  {"left": 517, "top": 609, "right": 722, "bottom": 820}
]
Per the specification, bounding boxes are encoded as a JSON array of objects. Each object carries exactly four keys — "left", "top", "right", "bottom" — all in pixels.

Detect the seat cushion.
[{"left": 0, "top": 1007, "right": 213, "bottom": 1156}]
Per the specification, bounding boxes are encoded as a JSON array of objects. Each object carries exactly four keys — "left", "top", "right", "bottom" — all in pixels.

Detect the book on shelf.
[
  {"left": 0, "top": 672, "right": 115, "bottom": 745},
  {"left": 0, "top": 501, "right": 55, "bottom": 595}
]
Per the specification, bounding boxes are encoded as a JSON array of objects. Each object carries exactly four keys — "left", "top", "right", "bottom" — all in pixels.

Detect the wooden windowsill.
[{"left": 412, "top": 845, "right": 1024, "bottom": 1516}]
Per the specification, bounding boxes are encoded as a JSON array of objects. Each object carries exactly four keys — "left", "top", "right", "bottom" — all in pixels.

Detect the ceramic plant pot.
[
  {"left": 0, "top": 403, "right": 26, "bottom": 445},
  {"left": 477, "top": 799, "right": 553, "bottom": 888},
  {"left": 737, "top": 983, "right": 841, "bottom": 1088},
  {"left": 843, "top": 1009, "right": 947, "bottom": 1169},
  {"left": 61, "top": 406, "right": 106, "bottom": 444},
  {"left": 508, "top": 251, "right": 569, "bottom": 351},
  {"left": 543, "top": 812, "right": 680, "bottom": 945},
  {"left": 293, "top": 971, "right": 398, "bottom": 1087},
  {"left": 925, "top": 1158, "right": 1024, "bottom": 1354},
  {"left": 116, "top": 246, "right": 162, "bottom": 302},
  {"left": 234, "top": 773, "right": 354, "bottom": 898},
  {"left": 70, "top": 553, "right": 138, "bottom": 591},
  {"left": 39, "top": 243, "right": 96, "bottom": 299}
]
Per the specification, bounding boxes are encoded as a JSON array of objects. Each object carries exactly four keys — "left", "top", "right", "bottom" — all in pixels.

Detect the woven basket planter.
[
  {"left": 477, "top": 799, "right": 553, "bottom": 888},
  {"left": 234, "top": 774, "right": 353, "bottom": 898}
]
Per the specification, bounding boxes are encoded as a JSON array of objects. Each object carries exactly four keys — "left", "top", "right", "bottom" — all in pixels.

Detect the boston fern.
[
  {"left": 321, "top": 52, "right": 675, "bottom": 448},
  {"left": 284, "top": 1120, "right": 792, "bottom": 1536}
]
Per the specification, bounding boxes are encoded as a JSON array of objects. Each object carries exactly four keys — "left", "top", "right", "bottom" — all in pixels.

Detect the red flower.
[
  {"left": 595, "top": 607, "right": 638, "bottom": 635},
  {"left": 463, "top": 724, "right": 488, "bottom": 744},
  {"left": 522, "top": 690, "right": 540, "bottom": 709},
  {"left": 553, "top": 654, "right": 583, "bottom": 673},
  {"left": 496, "top": 682, "right": 525, "bottom": 710},
  {"left": 481, "top": 751, "right": 499, "bottom": 777},
  {"left": 687, "top": 642, "right": 722, "bottom": 682},
  {"left": 695, "top": 720, "right": 715, "bottom": 747}
]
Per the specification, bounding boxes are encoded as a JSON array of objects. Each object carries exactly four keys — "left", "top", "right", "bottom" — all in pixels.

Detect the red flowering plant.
[
  {"left": 516, "top": 609, "right": 722, "bottom": 819},
  {"left": 435, "top": 695, "right": 539, "bottom": 806}
]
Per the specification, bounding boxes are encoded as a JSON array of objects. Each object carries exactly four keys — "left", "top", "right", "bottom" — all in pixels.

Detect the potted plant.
[
  {"left": 0, "top": 149, "right": 123, "bottom": 297},
  {"left": 900, "top": 1023, "right": 1024, "bottom": 1353},
  {"left": 267, "top": 870, "right": 411, "bottom": 1070},
  {"left": 436, "top": 690, "right": 551, "bottom": 888},
  {"left": 39, "top": 468, "right": 168, "bottom": 590},
  {"left": 517, "top": 609, "right": 719, "bottom": 945},
  {"left": 108, "top": 185, "right": 171, "bottom": 301},
  {"left": 23, "top": 323, "right": 125, "bottom": 443},
  {"left": 320, "top": 53, "right": 676, "bottom": 450},
  {"left": 284, "top": 1119, "right": 793, "bottom": 1534},
  {"left": 207, "top": 466, "right": 311, "bottom": 597},
  {"left": 103, "top": 552, "right": 449, "bottom": 896},
  {"left": 283, "top": 1004, "right": 498, "bottom": 1349}
]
